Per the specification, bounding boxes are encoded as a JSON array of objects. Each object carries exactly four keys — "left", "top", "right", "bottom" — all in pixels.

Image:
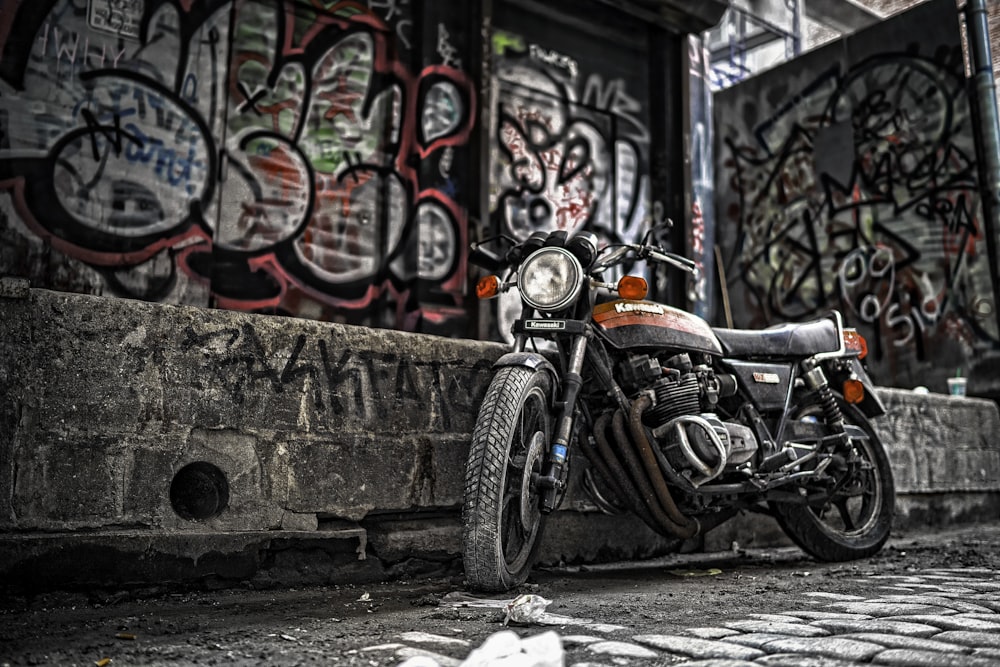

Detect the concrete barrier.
[{"left": 2, "top": 283, "right": 999, "bottom": 591}]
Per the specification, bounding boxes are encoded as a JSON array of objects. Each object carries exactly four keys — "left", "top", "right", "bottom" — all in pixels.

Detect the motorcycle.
[{"left": 461, "top": 228, "right": 895, "bottom": 592}]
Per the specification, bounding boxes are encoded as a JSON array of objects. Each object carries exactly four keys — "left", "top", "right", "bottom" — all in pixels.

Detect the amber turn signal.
[
  {"left": 476, "top": 275, "right": 500, "bottom": 299},
  {"left": 843, "top": 329, "right": 868, "bottom": 359},
  {"left": 617, "top": 275, "right": 648, "bottom": 300},
  {"left": 843, "top": 378, "right": 865, "bottom": 404}
]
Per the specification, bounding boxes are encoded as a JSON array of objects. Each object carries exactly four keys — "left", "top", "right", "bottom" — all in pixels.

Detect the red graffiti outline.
[
  {"left": 1, "top": 176, "right": 211, "bottom": 267},
  {"left": 414, "top": 65, "right": 476, "bottom": 159},
  {"left": 416, "top": 187, "right": 468, "bottom": 296}
]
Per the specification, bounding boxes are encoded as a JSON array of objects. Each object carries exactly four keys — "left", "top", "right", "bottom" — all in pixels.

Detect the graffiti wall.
[
  {"left": 0, "top": 0, "right": 475, "bottom": 332},
  {"left": 484, "top": 1, "right": 682, "bottom": 339},
  {"left": 714, "top": 0, "right": 999, "bottom": 390},
  {"left": 687, "top": 34, "right": 714, "bottom": 319}
]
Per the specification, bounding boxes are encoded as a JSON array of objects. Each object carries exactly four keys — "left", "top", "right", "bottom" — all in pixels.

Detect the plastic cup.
[{"left": 947, "top": 377, "right": 967, "bottom": 397}]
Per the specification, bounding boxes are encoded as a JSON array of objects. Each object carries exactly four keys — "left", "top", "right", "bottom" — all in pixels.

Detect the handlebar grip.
[
  {"left": 469, "top": 243, "right": 503, "bottom": 271},
  {"left": 647, "top": 248, "right": 697, "bottom": 272}
]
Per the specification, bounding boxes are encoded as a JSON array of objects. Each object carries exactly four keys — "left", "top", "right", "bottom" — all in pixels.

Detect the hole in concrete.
[{"left": 170, "top": 462, "right": 230, "bottom": 520}]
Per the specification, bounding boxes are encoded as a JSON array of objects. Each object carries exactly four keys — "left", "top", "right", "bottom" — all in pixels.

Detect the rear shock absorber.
[{"left": 800, "top": 359, "right": 845, "bottom": 429}]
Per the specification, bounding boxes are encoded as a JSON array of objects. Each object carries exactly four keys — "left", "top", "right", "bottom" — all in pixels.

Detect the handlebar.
[
  {"left": 471, "top": 234, "right": 696, "bottom": 276},
  {"left": 646, "top": 247, "right": 698, "bottom": 273},
  {"left": 469, "top": 242, "right": 502, "bottom": 271},
  {"left": 593, "top": 243, "right": 697, "bottom": 275}
]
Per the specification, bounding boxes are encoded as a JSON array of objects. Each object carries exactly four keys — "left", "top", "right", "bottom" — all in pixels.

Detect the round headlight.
[{"left": 517, "top": 247, "right": 583, "bottom": 312}]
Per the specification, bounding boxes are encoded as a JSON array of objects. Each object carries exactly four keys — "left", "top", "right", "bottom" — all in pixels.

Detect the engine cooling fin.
[{"left": 646, "top": 374, "right": 700, "bottom": 426}]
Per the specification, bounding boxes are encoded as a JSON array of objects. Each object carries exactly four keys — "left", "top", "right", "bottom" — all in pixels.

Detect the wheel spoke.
[
  {"left": 833, "top": 498, "right": 857, "bottom": 531},
  {"left": 508, "top": 453, "right": 527, "bottom": 472},
  {"left": 501, "top": 495, "right": 526, "bottom": 549},
  {"left": 516, "top": 409, "right": 527, "bottom": 453}
]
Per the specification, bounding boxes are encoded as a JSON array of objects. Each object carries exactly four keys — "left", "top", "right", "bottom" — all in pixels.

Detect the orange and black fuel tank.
[{"left": 592, "top": 300, "right": 723, "bottom": 355}]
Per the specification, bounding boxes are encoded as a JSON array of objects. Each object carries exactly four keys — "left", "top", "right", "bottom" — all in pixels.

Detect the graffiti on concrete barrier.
[
  {"left": 0, "top": 0, "right": 474, "bottom": 330},
  {"left": 715, "top": 3, "right": 998, "bottom": 388},
  {"left": 181, "top": 322, "right": 494, "bottom": 429}
]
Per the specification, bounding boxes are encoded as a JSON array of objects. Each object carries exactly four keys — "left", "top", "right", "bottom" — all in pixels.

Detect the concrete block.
[
  {"left": 279, "top": 510, "right": 319, "bottom": 532},
  {"left": 0, "top": 276, "right": 29, "bottom": 299},
  {"left": 873, "top": 388, "right": 1000, "bottom": 493},
  {"left": 0, "top": 288, "right": 503, "bottom": 535},
  {"left": 12, "top": 432, "right": 123, "bottom": 525},
  {"left": 0, "top": 529, "right": 375, "bottom": 592},
  {"left": 3, "top": 287, "right": 1000, "bottom": 591}
]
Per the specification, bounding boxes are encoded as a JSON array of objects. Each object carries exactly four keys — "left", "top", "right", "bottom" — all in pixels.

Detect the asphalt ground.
[
  {"left": 3, "top": 523, "right": 1000, "bottom": 666},
  {"left": 0, "top": 523, "right": 1000, "bottom": 667}
]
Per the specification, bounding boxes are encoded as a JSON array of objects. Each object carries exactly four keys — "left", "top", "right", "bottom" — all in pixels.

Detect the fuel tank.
[{"left": 592, "top": 300, "right": 723, "bottom": 355}]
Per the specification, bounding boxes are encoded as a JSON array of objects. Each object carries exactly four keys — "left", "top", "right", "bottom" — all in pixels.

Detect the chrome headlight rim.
[{"left": 517, "top": 246, "right": 584, "bottom": 312}]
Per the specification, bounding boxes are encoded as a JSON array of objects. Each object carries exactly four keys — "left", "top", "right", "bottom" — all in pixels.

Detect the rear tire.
[
  {"left": 771, "top": 396, "right": 895, "bottom": 561},
  {"left": 462, "top": 366, "right": 552, "bottom": 592}
]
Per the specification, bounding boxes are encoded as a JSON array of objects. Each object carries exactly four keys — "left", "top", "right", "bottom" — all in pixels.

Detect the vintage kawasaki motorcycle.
[{"left": 462, "top": 228, "right": 895, "bottom": 592}]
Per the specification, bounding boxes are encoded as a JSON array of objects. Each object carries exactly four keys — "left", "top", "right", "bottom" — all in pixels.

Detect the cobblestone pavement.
[
  {"left": 388, "top": 565, "right": 1000, "bottom": 666},
  {"left": 3, "top": 525, "right": 1000, "bottom": 666}
]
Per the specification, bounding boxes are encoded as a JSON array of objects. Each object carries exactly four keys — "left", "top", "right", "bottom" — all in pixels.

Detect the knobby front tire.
[{"left": 462, "top": 366, "right": 553, "bottom": 592}]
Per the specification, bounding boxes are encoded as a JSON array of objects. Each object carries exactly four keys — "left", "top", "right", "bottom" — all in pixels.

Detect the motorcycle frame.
[{"left": 497, "top": 291, "right": 884, "bottom": 516}]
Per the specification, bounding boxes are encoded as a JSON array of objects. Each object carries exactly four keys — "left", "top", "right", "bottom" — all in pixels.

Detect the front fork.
[{"left": 515, "top": 332, "right": 589, "bottom": 513}]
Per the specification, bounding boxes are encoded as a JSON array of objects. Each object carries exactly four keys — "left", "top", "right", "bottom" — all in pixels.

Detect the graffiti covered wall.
[
  {"left": 687, "top": 34, "right": 714, "bottom": 319},
  {"left": 714, "top": 0, "right": 999, "bottom": 390},
  {"left": 0, "top": 0, "right": 475, "bottom": 332},
  {"left": 484, "top": 1, "right": 684, "bottom": 339}
]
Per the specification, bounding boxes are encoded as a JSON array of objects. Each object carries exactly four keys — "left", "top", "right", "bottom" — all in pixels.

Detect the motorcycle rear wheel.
[
  {"left": 771, "top": 395, "right": 895, "bottom": 562},
  {"left": 462, "top": 366, "right": 552, "bottom": 592}
]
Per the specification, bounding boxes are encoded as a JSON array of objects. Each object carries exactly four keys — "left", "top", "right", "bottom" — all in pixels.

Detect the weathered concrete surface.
[
  {"left": 876, "top": 388, "right": 1000, "bottom": 493},
  {"left": 2, "top": 285, "right": 999, "bottom": 590},
  {"left": 0, "top": 284, "right": 500, "bottom": 534}
]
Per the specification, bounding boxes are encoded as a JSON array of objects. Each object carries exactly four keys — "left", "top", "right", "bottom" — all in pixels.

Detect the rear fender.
[{"left": 827, "top": 357, "right": 885, "bottom": 418}]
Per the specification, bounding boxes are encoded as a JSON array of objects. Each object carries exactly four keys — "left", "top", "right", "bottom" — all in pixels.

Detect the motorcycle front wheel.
[
  {"left": 462, "top": 366, "right": 552, "bottom": 592},
  {"left": 771, "top": 395, "right": 895, "bottom": 562}
]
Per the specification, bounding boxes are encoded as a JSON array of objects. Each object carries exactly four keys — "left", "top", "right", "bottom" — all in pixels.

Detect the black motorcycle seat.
[{"left": 714, "top": 318, "right": 841, "bottom": 358}]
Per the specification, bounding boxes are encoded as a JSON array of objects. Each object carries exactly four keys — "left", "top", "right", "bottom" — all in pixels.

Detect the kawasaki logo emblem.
[
  {"left": 525, "top": 320, "right": 566, "bottom": 330},
  {"left": 615, "top": 302, "right": 664, "bottom": 315}
]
